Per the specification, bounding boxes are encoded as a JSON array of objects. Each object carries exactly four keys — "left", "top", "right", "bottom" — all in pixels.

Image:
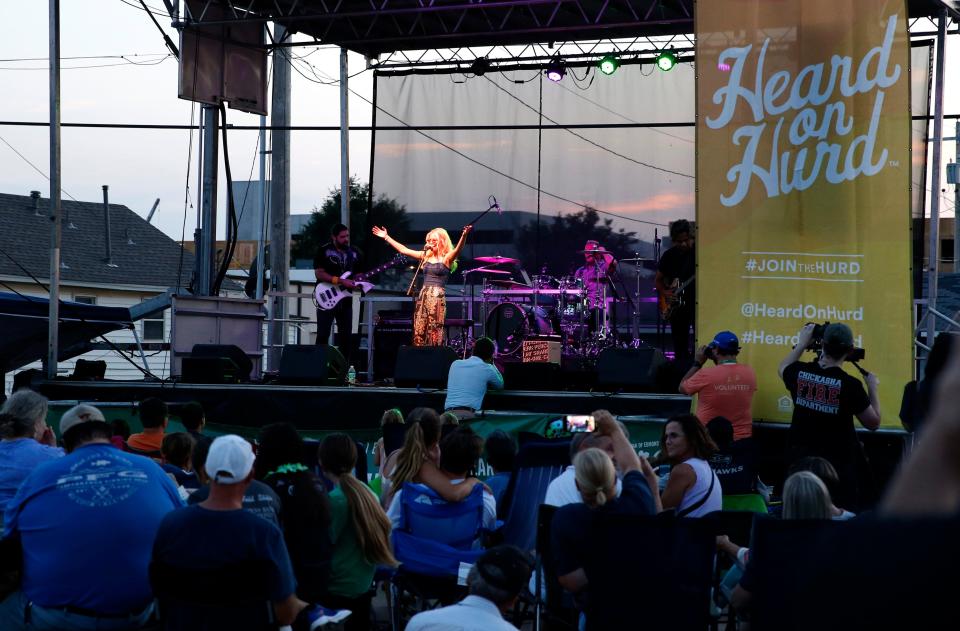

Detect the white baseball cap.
[{"left": 204, "top": 435, "right": 255, "bottom": 484}]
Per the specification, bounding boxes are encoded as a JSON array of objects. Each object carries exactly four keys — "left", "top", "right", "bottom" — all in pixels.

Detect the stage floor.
[{"left": 33, "top": 379, "right": 693, "bottom": 431}]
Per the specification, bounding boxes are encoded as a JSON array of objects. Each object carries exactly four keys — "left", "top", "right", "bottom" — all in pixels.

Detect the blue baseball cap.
[{"left": 710, "top": 331, "right": 740, "bottom": 353}]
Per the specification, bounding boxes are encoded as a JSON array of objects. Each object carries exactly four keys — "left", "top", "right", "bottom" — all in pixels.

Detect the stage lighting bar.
[
  {"left": 598, "top": 54, "right": 620, "bottom": 75},
  {"left": 655, "top": 50, "right": 678, "bottom": 71},
  {"left": 545, "top": 58, "right": 566, "bottom": 82}
]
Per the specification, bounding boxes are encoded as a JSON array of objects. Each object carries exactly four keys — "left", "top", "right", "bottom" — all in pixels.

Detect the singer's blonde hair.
[
  {"left": 425, "top": 228, "right": 454, "bottom": 260},
  {"left": 573, "top": 447, "right": 617, "bottom": 508}
]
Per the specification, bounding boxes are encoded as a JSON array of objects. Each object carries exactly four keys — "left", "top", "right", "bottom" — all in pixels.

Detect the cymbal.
[
  {"left": 465, "top": 267, "right": 511, "bottom": 275},
  {"left": 474, "top": 255, "right": 519, "bottom": 265}
]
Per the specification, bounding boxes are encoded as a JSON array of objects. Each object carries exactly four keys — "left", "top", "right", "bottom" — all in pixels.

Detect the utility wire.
[
  {"left": 484, "top": 74, "right": 693, "bottom": 179},
  {"left": 0, "top": 135, "right": 79, "bottom": 201}
]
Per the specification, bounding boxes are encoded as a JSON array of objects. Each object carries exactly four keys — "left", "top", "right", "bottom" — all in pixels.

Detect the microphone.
[{"left": 488, "top": 195, "right": 502, "bottom": 215}]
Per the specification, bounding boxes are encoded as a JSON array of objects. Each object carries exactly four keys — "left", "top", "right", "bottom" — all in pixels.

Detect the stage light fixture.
[
  {"left": 598, "top": 54, "right": 620, "bottom": 76},
  {"left": 470, "top": 57, "right": 491, "bottom": 76},
  {"left": 545, "top": 59, "right": 566, "bottom": 82},
  {"left": 656, "top": 50, "right": 678, "bottom": 72}
]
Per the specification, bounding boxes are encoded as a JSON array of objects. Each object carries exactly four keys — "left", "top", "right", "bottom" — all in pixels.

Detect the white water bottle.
[{"left": 347, "top": 365, "right": 356, "bottom": 386}]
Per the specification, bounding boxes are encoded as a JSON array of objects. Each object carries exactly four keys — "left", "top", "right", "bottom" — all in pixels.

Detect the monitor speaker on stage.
[
  {"left": 191, "top": 344, "right": 253, "bottom": 382},
  {"left": 595, "top": 347, "right": 667, "bottom": 392},
  {"left": 181, "top": 357, "right": 242, "bottom": 384},
  {"left": 393, "top": 346, "right": 458, "bottom": 388},
  {"left": 279, "top": 344, "right": 347, "bottom": 386}
]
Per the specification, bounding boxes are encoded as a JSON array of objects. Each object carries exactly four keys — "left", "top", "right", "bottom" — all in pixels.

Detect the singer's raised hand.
[
  {"left": 463, "top": 225, "right": 473, "bottom": 235},
  {"left": 372, "top": 226, "right": 388, "bottom": 239}
]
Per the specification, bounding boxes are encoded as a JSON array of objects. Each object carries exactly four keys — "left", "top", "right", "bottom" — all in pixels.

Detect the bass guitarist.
[
  {"left": 655, "top": 219, "right": 696, "bottom": 365},
  {"left": 315, "top": 223, "right": 362, "bottom": 364}
]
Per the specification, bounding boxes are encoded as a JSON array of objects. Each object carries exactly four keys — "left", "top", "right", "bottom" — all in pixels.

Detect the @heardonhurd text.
[
  {"left": 706, "top": 14, "right": 901, "bottom": 207},
  {"left": 740, "top": 303, "right": 863, "bottom": 321}
]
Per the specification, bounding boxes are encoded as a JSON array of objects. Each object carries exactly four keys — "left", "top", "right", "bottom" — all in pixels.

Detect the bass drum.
[{"left": 485, "top": 302, "right": 554, "bottom": 355}]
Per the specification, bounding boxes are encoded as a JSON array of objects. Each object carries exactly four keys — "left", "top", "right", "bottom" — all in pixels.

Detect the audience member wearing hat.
[
  {"left": 680, "top": 330, "right": 758, "bottom": 440},
  {"left": 405, "top": 545, "right": 535, "bottom": 631},
  {"left": 778, "top": 322, "right": 880, "bottom": 512},
  {"left": 151, "top": 434, "right": 309, "bottom": 627},
  {"left": 0, "top": 404, "right": 182, "bottom": 630}
]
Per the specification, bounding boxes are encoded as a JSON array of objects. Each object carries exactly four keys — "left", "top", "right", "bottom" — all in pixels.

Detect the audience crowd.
[{"left": 0, "top": 321, "right": 953, "bottom": 629}]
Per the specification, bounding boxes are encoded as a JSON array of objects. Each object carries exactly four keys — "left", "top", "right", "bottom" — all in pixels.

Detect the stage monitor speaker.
[
  {"left": 595, "top": 347, "right": 667, "bottom": 392},
  {"left": 279, "top": 344, "right": 347, "bottom": 386},
  {"left": 181, "top": 356, "right": 241, "bottom": 384},
  {"left": 190, "top": 344, "right": 253, "bottom": 382},
  {"left": 71, "top": 359, "right": 107, "bottom": 381},
  {"left": 393, "top": 345, "right": 458, "bottom": 388},
  {"left": 503, "top": 361, "right": 561, "bottom": 391}
]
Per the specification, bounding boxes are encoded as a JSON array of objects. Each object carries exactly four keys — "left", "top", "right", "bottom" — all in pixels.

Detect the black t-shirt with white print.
[{"left": 782, "top": 360, "right": 870, "bottom": 467}]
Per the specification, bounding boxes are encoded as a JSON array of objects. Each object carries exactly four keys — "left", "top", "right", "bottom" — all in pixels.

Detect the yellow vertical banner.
[{"left": 696, "top": 1, "right": 912, "bottom": 424}]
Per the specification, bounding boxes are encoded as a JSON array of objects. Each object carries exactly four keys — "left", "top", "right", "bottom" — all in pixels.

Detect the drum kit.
[{"left": 469, "top": 254, "right": 624, "bottom": 358}]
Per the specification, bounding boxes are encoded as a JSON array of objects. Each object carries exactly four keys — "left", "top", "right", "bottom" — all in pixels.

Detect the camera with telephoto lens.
[{"left": 806, "top": 321, "right": 865, "bottom": 362}]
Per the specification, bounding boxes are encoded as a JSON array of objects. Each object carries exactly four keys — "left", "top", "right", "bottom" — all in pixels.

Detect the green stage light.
[
  {"left": 598, "top": 54, "right": 620, "bottom": 76},
  {"left": 655, "top": 50, "right": 678, "bottom": 72}
]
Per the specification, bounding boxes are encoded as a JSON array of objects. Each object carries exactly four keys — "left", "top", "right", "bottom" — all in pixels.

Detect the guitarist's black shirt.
[
  {"left": 314, "top": 242, "right": 362, "bottom": 277},
  {"left": 658, "top": 245, "right": 695, "bottom": 301}
]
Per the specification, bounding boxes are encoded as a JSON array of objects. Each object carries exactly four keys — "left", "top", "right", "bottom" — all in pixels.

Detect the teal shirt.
[{"left": 328, "top": 485, "right": 376, "bottom": 598}]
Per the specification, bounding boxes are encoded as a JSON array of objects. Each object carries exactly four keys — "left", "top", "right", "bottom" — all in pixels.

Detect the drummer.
[{"left": 574, "top": 240, "right": 618, "bottom": 333}]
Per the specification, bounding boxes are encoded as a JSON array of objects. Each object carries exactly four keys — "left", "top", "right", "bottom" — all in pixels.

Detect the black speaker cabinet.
[
  {"left": 181, "top": 356, "right": 242, "bottom": 384},
  {"left": 279, "top": 344, "right": 347, "bottom": 386},
  {"left": 190, "top": 344, "right": 253, "bottom": 382},
  {"left": 595, "top": 347, "right": 667, "bottom": 392},
  {"left": 393, "top": 345, "right": 458, "bottom": 388}
]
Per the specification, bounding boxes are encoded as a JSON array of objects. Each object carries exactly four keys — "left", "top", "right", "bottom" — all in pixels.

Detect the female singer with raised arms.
[{"left": 372, "top": 224, "right": 472, "bottom": 346}]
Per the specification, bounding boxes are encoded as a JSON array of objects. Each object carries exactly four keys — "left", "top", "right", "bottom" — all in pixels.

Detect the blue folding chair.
[
  {"left": 498, "top": 440, "right": 570, "bottom": 552},
  {"left": 389, "top": 482, "right": 487, "bottom": 629}
]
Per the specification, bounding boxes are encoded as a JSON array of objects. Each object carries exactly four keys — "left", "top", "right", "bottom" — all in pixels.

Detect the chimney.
[
  {"left": 102, "top": 185, "right": 118, "bottom": 267},
  {"left": 30, "top": 190, "right": 42, "bottom": 216}
]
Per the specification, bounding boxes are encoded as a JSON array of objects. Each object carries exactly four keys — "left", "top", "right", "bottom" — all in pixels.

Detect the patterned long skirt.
[{"left": 412, "top": 286, "right": 446, "bottom": 346}]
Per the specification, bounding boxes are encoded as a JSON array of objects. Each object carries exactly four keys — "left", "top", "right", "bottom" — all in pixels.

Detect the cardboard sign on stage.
[{"left": 695, "top": 0, "right": 913, "bottom": 424}]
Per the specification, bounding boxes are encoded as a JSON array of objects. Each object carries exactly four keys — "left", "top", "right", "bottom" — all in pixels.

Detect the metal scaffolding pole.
[
  {"left": 924, "top": 9, "right": 948, "bottom": 363},
  {"left": 340, "top": 47, "right": 351, "bottom": 228},
  {"left": 46, "top": 0, "right": 62, "bottom": 379},
  {"left": 198, "top": 105, "right": 219, "bottom": 296},
  {"left": 268, "top": 25, "right": 292, "bottom": 370}
]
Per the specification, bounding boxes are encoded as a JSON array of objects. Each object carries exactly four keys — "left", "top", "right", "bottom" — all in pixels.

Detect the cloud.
[
  {"left": 601, "top": 191, "right": 696, "bottom": 214},
  {"left": 376, "top": 139, "right": 512, "bottom": 158}
]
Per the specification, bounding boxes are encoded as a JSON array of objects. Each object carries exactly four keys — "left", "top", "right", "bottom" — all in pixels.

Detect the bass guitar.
[
  {"left": 314, "top": 254, "right": 407, "bottom": 310},
  {"left": 658, "top": 274, "right": 695, "bottom": 320}
]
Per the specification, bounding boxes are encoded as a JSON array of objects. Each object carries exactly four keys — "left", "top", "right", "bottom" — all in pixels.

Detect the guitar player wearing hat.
[
  {"left": 315, "top": 223, "right": 362, "bottom": 365},
  {"left": 655, "top": 219, "right": 696, "bottom": 365}
]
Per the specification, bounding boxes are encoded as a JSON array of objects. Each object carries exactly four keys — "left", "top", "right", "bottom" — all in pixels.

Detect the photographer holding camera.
[
  {"left": 680, "top": 331, "right": 758, "bottom": 440},
  {"left": 778, "top": 322, "right": 880, "bottom": 510}
]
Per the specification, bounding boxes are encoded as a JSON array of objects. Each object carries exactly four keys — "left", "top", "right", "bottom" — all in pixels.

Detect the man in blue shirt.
[
  {"left": 444, "top": 337, "right": 504, "bottom": 419},
  {"left": 152, "top": 434, "right": 307, "bottom": 628},
  {"left": 0, "top": 403, "right": 182, "bottom": 630}
]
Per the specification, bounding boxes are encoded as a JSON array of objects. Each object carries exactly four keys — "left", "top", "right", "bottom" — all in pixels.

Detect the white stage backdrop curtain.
[{"left": 372, "top": 64, "right": 696, "bottom": 257}]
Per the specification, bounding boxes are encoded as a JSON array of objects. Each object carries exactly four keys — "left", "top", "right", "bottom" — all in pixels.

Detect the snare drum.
[{"left": 485, "top": 302, "right": 554, "bottom": 355}]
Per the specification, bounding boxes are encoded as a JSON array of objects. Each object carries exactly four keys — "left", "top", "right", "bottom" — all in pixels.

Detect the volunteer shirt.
[
  {"left": 3, "top": 443, "right": 182, "bottom": 614},
  {"left": 681, "top": 363, "right": 757, "bottom": 439}
]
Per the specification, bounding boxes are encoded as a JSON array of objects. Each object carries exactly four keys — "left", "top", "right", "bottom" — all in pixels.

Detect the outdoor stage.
[{"left": 31, "top": 378, "right": 693, "bottom": 430}]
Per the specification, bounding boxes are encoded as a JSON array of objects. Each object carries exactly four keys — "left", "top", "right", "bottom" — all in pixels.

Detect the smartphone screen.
[{"left": 565, "top": 415, "right": 595, "bottom": 433}]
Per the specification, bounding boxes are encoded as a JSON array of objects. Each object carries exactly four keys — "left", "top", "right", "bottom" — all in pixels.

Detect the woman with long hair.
[
  {"left": 372, "top": 224, "right": 472, "bottom": 346},
  {"left": 659, "top": 414, "right": 723, "bottom": 517},
  {"left": 255, "top": 422, "right": 332, "bottom": 604},
  {"left": 380, "top": 408, "right": 481, "bottom": 509},
  {"left": 319, "top": 433, "right": 397, "bottom": 631}
]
